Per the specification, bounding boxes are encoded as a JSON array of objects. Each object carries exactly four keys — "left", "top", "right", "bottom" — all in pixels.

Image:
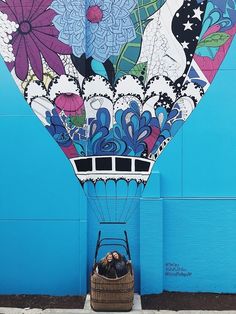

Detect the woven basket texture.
[{"left": 90, "top": 265, "right": 134, "bottom": 312}]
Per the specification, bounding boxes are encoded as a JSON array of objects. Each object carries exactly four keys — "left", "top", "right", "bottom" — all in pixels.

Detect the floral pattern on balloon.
[
  {"left": 196, "top": 0, "right": 236, "bottom": 60},
  {"left": 51, "top": 0, "right": 137, "bottom": 63},
  {"left": 24, "top": 74, "right": 204, "bottom": 161},
  {"left": 0, "top": 0, "right": 236, "bottom": 185},
  {"left": 194, "top": 0, "right": 236, "bottom": 83},
  {"left": 0, "top": 0, "right": 72, "bottom": 80}
]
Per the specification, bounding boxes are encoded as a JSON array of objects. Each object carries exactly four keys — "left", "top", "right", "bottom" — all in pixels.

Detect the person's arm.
[{"left": 97, "top": 262, "right": 104, "bottom": 274}]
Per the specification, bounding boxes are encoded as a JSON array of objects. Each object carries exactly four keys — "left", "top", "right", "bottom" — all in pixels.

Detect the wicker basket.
[{"left": 90, "top": 264, "right": 134, "bottom": 312}]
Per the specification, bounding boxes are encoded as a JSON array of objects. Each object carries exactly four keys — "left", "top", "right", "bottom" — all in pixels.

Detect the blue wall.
[
  {"left": 0, "top": 37, "right": 236, "bottom": 296},
  {"left": 0, "top": 60, "right": 87, "bottom": 295},
  {"left": 154, "top": 36, "right": 236, "bottom": 294}
]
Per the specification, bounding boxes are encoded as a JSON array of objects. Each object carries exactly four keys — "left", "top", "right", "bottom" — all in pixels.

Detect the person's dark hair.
[{"left": 112, "top": 251, "right": 122, "bottom": 260}]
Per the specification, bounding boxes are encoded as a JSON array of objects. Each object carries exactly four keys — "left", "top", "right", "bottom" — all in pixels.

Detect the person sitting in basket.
[
  {"left": 112, "top": 251, "right": 129, "bottom": 278},
  {"left": 96, "top": 252, "right": 117, "bottom": 279}
]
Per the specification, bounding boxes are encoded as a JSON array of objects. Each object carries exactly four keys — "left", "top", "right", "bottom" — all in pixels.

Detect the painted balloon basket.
[
  {"left": 72, "top": 155, "right": 150, "bottom": 224},
  {"left": 90, "top": 231, "right": 134, "bottom": 312}
]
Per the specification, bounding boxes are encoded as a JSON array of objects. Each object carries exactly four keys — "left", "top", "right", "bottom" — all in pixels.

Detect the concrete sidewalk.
[{"left": 0, "top": 295, "right": 235, "bottom": 314}]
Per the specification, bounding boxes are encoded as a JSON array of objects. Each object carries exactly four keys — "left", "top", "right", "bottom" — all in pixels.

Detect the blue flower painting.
[{"left": 51, "top": 0, "right": 137, "bottom": 63}]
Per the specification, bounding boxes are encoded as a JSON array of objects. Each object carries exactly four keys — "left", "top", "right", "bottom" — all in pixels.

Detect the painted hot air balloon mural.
[{"left": 0, "top": 0, "right": 236, "bottom": 223}]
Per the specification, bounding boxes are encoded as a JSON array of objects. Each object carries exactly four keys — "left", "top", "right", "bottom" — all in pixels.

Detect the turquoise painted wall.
[
  {"left": 0, "top": 57, "right": 88, "bottom": 295},
  {"left": 155, "top": 35, "right": 236, "bottom": 294},
  {"left": 0, "top": 37, "right": 236, "bottom": 296}
]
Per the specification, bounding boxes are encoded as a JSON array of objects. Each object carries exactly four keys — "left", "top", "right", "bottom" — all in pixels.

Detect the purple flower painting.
[{"left": 0, "top": 0, "right": 72, "bottom": 80}]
